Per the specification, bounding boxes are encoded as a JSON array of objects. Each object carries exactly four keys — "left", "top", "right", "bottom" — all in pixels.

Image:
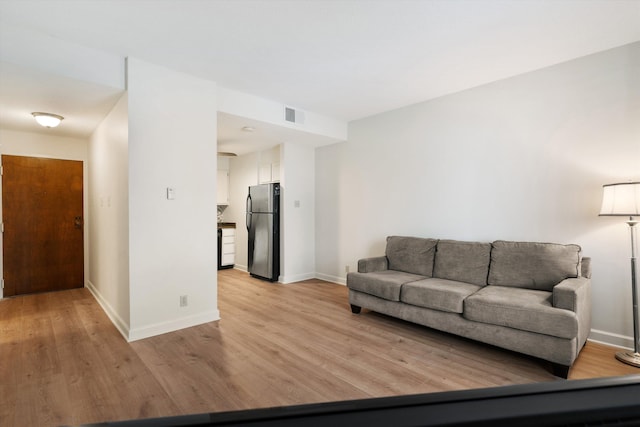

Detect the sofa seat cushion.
[
  {"left": 401, "top": 278, "right": 482, "bottom": 314},
  {"left": 433, "top": 240, "right": 491, "bottom": 286},
  {"left": 488, "top": 240, "right": 581, "bottom": 291},
  {"left": 464, "top": 286, "right": 578, "bottom": 339},
  {"left": 386, "top": 236, "right": 438, "bottom": 277},
  {"left": 347, "top": 271, "right": 425, "bottom": 301}
]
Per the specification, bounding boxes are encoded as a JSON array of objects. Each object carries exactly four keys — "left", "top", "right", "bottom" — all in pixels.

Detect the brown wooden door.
[{"left": 2, "top": 155, "right": 84, "bottom": 297}]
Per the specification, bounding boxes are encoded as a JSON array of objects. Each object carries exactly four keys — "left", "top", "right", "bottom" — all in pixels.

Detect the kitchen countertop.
[{"left": 218, "top": 222, "right": 236, "bottom": 228}]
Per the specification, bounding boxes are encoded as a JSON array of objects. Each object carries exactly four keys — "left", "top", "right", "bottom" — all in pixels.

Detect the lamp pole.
[{"left": 616, "top": 218, "right": 640, "bottom": 366}]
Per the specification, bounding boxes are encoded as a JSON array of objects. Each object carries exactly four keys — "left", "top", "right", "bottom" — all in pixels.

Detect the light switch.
[
  {"left": 167, "top": 187, "right": 176, "bottom": 200},
  {"left": 294, "top": 200, "right": 300, "bottom": 208}
]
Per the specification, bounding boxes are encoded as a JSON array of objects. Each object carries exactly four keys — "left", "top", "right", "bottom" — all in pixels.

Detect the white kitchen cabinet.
[
  {"left": 259, "top": 162, "right": 280, "bottom": 184},
  {"left": 271, "top": 162, "right": 280, "bottom": 182},
  {"left": 217, "top": 170, "right": 229, "bottom": 204},
  {"left": 221, "top": 227, "right": 235, "bottom": 267}
]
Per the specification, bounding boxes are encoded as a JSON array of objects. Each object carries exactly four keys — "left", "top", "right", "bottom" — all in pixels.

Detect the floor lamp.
[{"left": 599, "top": 181, "right": 640, "bottom": 367}]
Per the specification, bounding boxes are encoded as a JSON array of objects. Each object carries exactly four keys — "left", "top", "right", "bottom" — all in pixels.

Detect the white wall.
[
  {"left": 281, "top": 142, "right": 316, "bottom": 283},
  {"left": 87, "top": 93, "right": 130, "bottom": 335},
  {"left": 0, "top": 129, "right": 90, "bottom": 299},
  {"left": 315, "top": 42, "right": 640, "bottom": 348},
  {"left": 127, "top": 57, "right": 219, "bottom": 340}
]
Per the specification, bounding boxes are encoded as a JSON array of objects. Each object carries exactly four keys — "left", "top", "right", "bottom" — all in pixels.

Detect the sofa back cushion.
[
  {"left": 386, "top": 236, "right": 437, "bottom": 277},
  {"left": 433, "top": 240, "right": 491, "bottom": 286},
  {"left": 488, "top": 240, "right": 581, "bottom": 291}
]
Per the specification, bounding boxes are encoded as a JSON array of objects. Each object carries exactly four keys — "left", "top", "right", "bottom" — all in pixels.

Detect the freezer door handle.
[{"left": 246, "top": 194, "right": 252, "bottom": 231}]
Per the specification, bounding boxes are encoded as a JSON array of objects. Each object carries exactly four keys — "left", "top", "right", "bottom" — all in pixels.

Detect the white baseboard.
[
  {"left": 86, "top": 280, "right": 130, "bottom": 341},
  {"left": 280, "top": 272, "right": 316, "bottom": 284},
  {"left": 315, "top": 272, "right": 346, "bottom": 286},
  {"left": 225, "top": 268, "right": 345, "bottom": 286},
  {"left": 589, "top": 329, "right": 634, "bottom": 350},
  {"left": 87, "top": 280, "right": 220, "bottom": 342},
  {"left": 127, "top": 309, "right": 220, "bottom": 342},
  {"left": 228, "top": 268, "right": 315, "bottom": 284}
]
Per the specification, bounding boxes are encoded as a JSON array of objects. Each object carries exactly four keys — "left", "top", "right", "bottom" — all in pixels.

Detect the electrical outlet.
[
  {"left": 180, "top": 295, "right": 188, "bottom": 307},
  {"left": 345, "top": 265, "right": 350, "bottom": 273}
]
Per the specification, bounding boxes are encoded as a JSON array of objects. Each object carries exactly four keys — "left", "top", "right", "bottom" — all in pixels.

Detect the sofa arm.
[
  {"left": 357, "top": 256, "right": 388, "bottom": 273},
  {"left": 581, "top": 257, "right": 592, "bottom": 279},
  {"left": 553, "top": 277, "right": 590, "bottom": 312},
  {"left": 553, "top": 277, "right": 592, "bottom": 350}
]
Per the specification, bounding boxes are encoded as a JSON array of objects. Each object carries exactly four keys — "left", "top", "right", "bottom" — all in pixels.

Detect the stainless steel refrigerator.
[{"left": 246, "top": 183, "right": 280, "bottom": 281}]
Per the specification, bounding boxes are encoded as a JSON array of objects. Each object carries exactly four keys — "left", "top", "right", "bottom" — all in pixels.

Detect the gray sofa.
[{"left": 346, "top": 236, "right": 592, "bottom": 378}]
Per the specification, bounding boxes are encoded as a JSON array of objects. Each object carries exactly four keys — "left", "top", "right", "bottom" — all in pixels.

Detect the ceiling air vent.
[{"left": 284, "top": 106, "right": 305, "bottom": 125}]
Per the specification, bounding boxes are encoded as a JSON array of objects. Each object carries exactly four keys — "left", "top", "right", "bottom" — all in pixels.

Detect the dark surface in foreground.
[{"left": 84, "top": 375, "right": 640, "bottom": 427}]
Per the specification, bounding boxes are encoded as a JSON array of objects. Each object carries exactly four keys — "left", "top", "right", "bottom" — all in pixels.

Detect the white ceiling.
[{"left": 0, "top": 0, "right": 639, "bottom": 150}]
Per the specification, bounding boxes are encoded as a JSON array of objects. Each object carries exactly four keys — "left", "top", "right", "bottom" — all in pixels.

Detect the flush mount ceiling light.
[
  {"left": 241, "top": 126, "right": 255, "bottom": 132},
  {"left": 32, "top": 112, "right": 64, "bottom": 128}
]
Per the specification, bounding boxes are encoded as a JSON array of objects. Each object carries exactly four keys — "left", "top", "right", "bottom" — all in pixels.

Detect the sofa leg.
[
  {"left": 552, "top": 363, "right": 570, "bottom": 379},
  {"left": 350, "top": 304, "right": 362, "bottom": 314}
]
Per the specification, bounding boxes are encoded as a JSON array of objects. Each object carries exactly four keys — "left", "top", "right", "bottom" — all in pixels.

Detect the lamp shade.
[{"left": 599, "top": 182, "right": 640, "bottom": 216}]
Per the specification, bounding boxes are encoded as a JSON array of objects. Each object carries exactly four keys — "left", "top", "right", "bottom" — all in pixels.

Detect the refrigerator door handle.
[{"left": 246, "top": 194, "right": 252, "bottom": 231}]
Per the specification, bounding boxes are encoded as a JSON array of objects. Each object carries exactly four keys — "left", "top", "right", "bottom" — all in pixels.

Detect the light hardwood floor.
[{"left": 1, "top": 268, "right": 638, "bottom": 426}]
